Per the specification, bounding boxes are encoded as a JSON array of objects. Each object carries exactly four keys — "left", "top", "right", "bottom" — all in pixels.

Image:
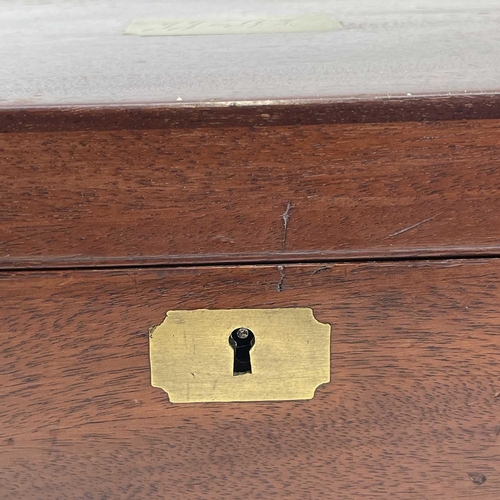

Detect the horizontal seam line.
[{"left": 1, "top": 252, "right": 500, "bottom": 273}]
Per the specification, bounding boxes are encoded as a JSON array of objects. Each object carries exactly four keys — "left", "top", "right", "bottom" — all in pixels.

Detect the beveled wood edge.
[{"left": 2, "top": 93, "right": 500, "bottom": 133}]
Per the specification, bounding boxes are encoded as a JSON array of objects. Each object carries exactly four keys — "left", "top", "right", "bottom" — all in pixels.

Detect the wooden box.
[{"left": 2, "top": 2, "right": 500, "bottom": 498}]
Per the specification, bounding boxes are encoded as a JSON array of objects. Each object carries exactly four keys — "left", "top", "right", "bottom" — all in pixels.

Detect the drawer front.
[
  {"left": 1, "top": 261, "right": 499, "bottom": 498},
  {"left": 2, "top": 116, "right": 500, "bottom": 268}
]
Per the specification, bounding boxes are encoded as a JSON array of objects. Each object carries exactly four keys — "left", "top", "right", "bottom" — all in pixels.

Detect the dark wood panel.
[
  {"left": 1, "top": 261, "right": 500, "bottom": 498},
  {"left": 3, "top": 95, "right": 500, "bottom": 133},
  {"left": 2, "top": 119, "right": 500, "bottom": 267}
]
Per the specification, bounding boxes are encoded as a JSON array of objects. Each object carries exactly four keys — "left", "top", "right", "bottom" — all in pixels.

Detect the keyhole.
[{"left": 229, "top": 328, "right": 255, "bottom": 376}]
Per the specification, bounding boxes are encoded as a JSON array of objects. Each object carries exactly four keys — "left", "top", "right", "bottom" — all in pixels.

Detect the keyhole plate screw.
[{"left": 237, "top": 328, "right": 249, "bottom": 339}]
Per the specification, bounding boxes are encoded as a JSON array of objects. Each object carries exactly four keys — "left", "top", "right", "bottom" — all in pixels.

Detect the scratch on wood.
[
  {"left": 281, "top": 201, "right": 293, "bottom": 250},
  {"left": 127, "top": 271, "right": 139, "bottom": 294},
  {"left": 384, "top": 213, "right": 442, "bottom": 239},
  {"left": 277, "top": 265, "right": 285, "bottom": 292},
  {"left": 312, "top": 266, "right": 329, "bottom": 275}
]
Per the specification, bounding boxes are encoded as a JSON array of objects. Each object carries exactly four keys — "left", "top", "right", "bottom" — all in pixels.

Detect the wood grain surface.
[
  {"left": 4, "top": 95, "right": 500, "bottom": 133},
  {"left": 1, "top": 260, "right": 500, "bottom": 498},
  {"left": 3, "top": 118, "right": 500, "bottom": 268},
  {"left": 2, "top": 0, "right": 500, "bottom": 106}
]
